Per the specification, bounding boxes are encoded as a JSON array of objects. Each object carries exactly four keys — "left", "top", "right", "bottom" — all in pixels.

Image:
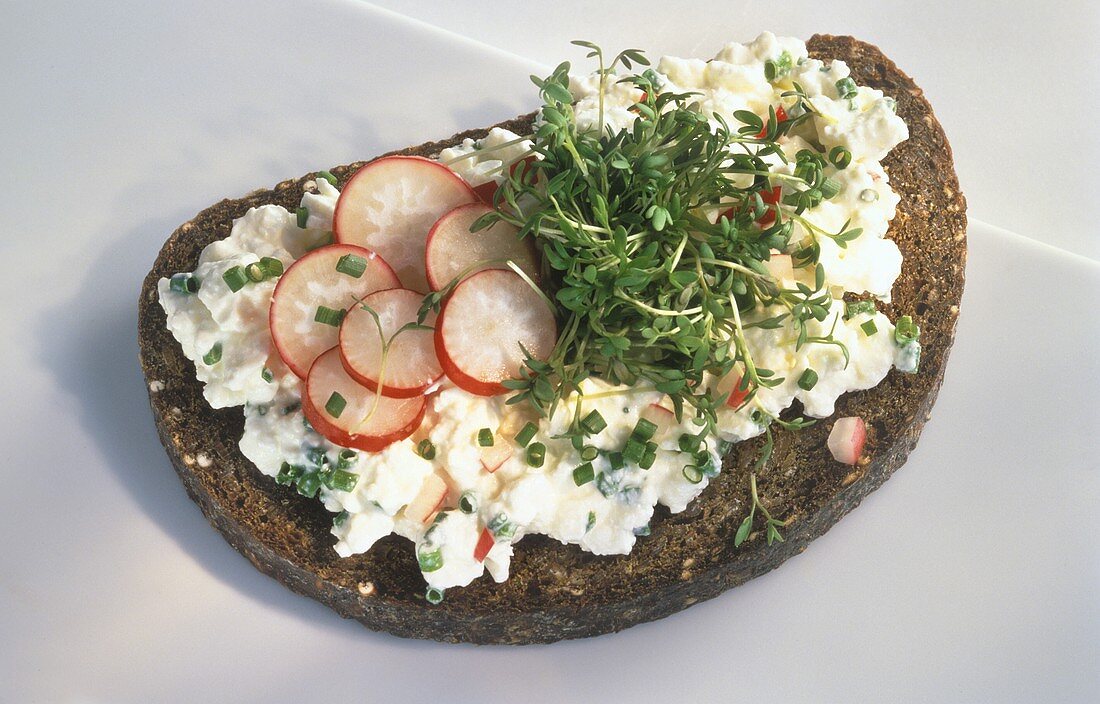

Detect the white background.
[{"left": 1, "top": 1, "right": 1097, "bottom": 702}]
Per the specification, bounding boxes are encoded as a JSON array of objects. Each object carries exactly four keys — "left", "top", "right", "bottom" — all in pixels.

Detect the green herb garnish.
[
  {"left": 314, "top": 305, "right": 345, "bottom": 327},
  {"left": 222, "top": 266, "right": 248, "bottom": 293},
  {"left": 514, "top": 421, "right": 539, "bottom": 447},
  {"left": 170, "top": 272, "right": 199, "bottom": 294},
  {"left": 734, "top": 473, "right": 787, "bottom": 547}
]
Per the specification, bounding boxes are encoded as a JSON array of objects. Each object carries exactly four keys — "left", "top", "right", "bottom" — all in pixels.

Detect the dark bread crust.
[{"left": 137, "top": 35, "right": 965, "bottom": 644}]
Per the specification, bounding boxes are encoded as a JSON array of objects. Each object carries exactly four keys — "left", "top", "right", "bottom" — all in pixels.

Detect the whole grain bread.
[{"left": 138, "top": 35, "right": 966, "bottom": 644}]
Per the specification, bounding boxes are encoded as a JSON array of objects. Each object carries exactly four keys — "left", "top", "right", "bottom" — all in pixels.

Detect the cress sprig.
[{"left": 463, "top": 45, "right": 855, "bottom": 447}]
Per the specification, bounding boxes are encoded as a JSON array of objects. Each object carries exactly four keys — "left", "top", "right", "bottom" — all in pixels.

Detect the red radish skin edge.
[
  {"left": 405, "top": 474, "right": 449, "bottom": 524},
  {"left": 433, "top": 304, "right": 508, "bottom": 396},
  {"left": 434, "top": 269, "right": 557, "bottom": 397},
  {"left": 424, "top": 202, "right": 540, "bottom": 292},
  {"left": 479, "top": 440, "right": 514, "bottom": 473},
  {"left": 268, "top": 244, "right": 399, "bottom": 379},
  {"left": 332, "top": 155, "right": 476, "bottom": 244},
  {"left": 828, "top": 416, "right": 867, "bottom": 465},
  {"left": 474, "top": 527, "right": 495, "bottom": 562},
  {"left": 473, "top": 181, "right": 497, "bottom": 205},
  {"left": 338, "top": 288, "right": 442, "bottom": 398},
  {"left": 302, "top": 350, "right": 426, "bottom": 452},
  {"left": 725, "top": 375, "right": 751, "bottom": 410}
]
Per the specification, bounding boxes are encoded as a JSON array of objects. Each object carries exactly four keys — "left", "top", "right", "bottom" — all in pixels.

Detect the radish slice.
[
  {"left": 716, "top": 371, "right": 752, "bottom": 410},
  {"left": 270, "top": 244, "right": 399, "bottom": 378},
  {"left": 435, "top": 269, "right": 557, "bottom": 396},
  {"left": 405, "top": 473, "right": 448, "bottom": 524},
  {"left": 827, "top": 416, "right": 867, "bottom": 465},
  {"left": 473, "top": 526, "right": 495, "bottom": 562},
  {"left": 479, "top": 435, "right": 514, "bottom": 473},
  {"left": 340, "top": 288, "right": 442, "bottom": 398},
  {"left": 640, "top": 402, "right": 676, "bottom": 441},
  {"left": 425, "top": 202, "right": 540, "bottom": 291},
  {"left": 765, "top": 252, "right": 794, "bottom": 283},
  {"left": 303, "top": 347, "right": 425, "bottom": 452},
  {"left": 333, "top": 156, "right": 476, "bottom": 292}
]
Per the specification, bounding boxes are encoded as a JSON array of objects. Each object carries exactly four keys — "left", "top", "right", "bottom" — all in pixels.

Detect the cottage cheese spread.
[{"left": 160, "top": 33, "right": 918, "bottom": 597}]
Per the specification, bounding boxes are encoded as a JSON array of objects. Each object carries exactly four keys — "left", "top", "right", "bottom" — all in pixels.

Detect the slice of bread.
[{"left": 138, "top": 35, "right": 966, "bottom": 644}]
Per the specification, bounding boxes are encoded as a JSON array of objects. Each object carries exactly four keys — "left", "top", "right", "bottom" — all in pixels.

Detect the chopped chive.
[
  {"left": 526, "top": 442, "right": 546, "bottom": 467},
  {"left": 477, "top": 428, "right": 494, "bottom": 447},
  {"left": 585, "top": 510, "right": 596, "bottom": 533},
  {"left": 819, "top": 176, "right": 842, "bottom": 200},
  {"left": 885, "top": 96, "right": 897, "bottom": 112},
  {"left": 682, "top": 465, "right": 704, "bottom": 484},
  {"left": 844, "top": 300, "right": 876, "bottom": 319},
  {"left": 425, "top": 586, "right": 445, "bottom": 605},
  {"left": 860, "top": 188, "right": 879, "bottom": 202},
  {"left": 332, "top": 510, "right": 349, "bottom": 527},
  {"left": 829, "top": 146, "right": 852, "bottom": 169},
  {"left": 245, "top": 262, "right": 265, "bottom": 283},
  {"left": 261, "top": 366, "right": 274, "bottom": 383},
  {"left": 317, "top": 170, "right": 338, "bottom": 187},
  {"left": 513, "top": 421, "right": 538, "bottom": 447},
  {"left": 306, "top": 446, "right": 327, "bottom": 466},
  {"left": 894, "top": 315, "right": 920, "bottom": 344},
  {"left": 570, "top": 434, "right": 584, "bottom": 451},
  {"left": 416, "top": 439, "right": 437, "bottom": 460},
  {"left": 202, "top": 342, "right": 222, "bottom": 365},
  {"left": 580, "top": 445, "right": 599, "bottom": 462},
  {"left": 572, "top": 462, "right": 595, "bottom": 486},
  {"left": 222, "top": 266, "right": 248, "bottom": 292},
  {"left": 678, "top": 433, "right": 701, "bottom": 453},
  {"left": 296, "top": 206, "right": 309, "bottom": 228},
  {"left": 835, "top": 77, "right": 858, "bottom": 99},
  {"left": 314, "top": 305, "right": 345, "bottom": 327},
  {"left": 335, "top": 253, "right": 367, "bottom": 278},
  {"left": 608, "top": 451, "right": 624, "bottom": 471},
  {"left": 325, "top": 392, "right": 346, "bottom": 418},
  {"left": 639, "top": 450, "right": 656, "bottom": 470},
  {"left": 259, "top": 256, "right": 284, "bottom": 279},
  {"left": 622, "top": 436, "right": 646, "bottom": 464},
  {"left": 458, "top": 491, "right": 478, "bottom": 514},
  {"left": 764, "top": 51, "right": 791, "bottom": 81},
  {"left": 336, "top": 449, "right": 357, "bottom": 469},
  {"left": 798, "top": 368, "right": 819, "bottom": 391},
  {"left": 275, "top": 462, "right": 303, "bottom": 486},
  {"left": 487, "top": 513, "right": 516, "bottom": 538},
  {"left": 634, "top": 523, "right": 651, "bottom": 537},
  {"left": 282, "top": 401, "right": 301, "bottom": 416},
  {"left": 632, "top": 418, "right": 658, "bottom": 442},
  {"left": 596, "top": 472, "right": 616, "bottom": 498},
  {"left": 580, "top": 410, "right": 607, "bottom": 435},
  {"left": 861, "top": 319, "right": 879, "bottom": 336},
  {"left": 169, "top": 272, "right": 199, "bottom": 294},
  {"left": 328, "top": 468, "right": 358, "bottom": 492},
  {"left": 296, "top": 473, "right": 321, "bottom": 498},
  {"left": 417, "top": 547, "right": 444, "bottom": 572}
]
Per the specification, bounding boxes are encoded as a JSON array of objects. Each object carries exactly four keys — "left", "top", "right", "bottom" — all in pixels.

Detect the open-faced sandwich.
[{"left": 139, "top": 33, "right": 965, "bottom": 644}]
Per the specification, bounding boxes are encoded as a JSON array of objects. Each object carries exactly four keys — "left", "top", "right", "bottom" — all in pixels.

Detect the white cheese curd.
[
  {"left": 438, "top": 127, "right": 532, "bottom": 189},
  {"left": 160, "top": 33, "right": 920, "bottom": 598}
]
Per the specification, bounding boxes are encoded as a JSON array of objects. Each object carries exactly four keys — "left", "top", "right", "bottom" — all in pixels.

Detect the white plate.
[{"left": 1, "top": 1, "right": 1097, "bottom": 701}]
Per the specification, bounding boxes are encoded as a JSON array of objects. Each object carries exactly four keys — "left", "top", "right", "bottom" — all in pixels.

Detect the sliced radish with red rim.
[
  {"left": 333, "top": 155, "right": 476, "bottom": 292},
  {"left": 303, "top": 347, "right": 425, "bottom": 452},
  {"left": 269, "top": 244, "right": 399, "bottom": 378},
  {"left": 340, "top": 287, "right": 442, "bottom": 398},
  {"left": 435, "top": 269, "right": 557, "bottom": 396},
  {"left": 827, "top": 416, "right": 866, "bottom": 465},
  {"left": 425, "top": 202, "right": 540, "bottom": 291},
  {"left": 405, "top": 473, "right": 449, "bottom": 524}
]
